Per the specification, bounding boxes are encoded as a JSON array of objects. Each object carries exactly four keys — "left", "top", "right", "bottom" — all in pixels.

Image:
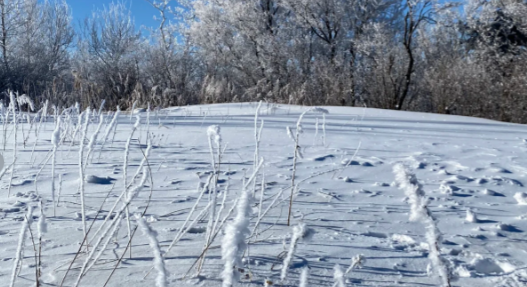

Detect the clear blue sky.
[{"left": 66, "top": 0, "right": 160, "bottom": 32}]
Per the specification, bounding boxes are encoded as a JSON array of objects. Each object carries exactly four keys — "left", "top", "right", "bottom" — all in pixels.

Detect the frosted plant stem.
[
  {"left": 136, "top": 215, "right": 167, "bottom": 287},
  {"left": 163, "top": 177, "right": 211, "bottom": 257},
  {"left": 57, "top": 174, "right": 63, "bottom": 207},
  {"left": 98, "top": 106, "right": 120, "bottom": 161},
  {"left": 314, "top": 117, "right": 319, "bottom": 145},
  {"left": 88, "top": 144, "right": 151, "bottom": 245},
  {"left": 97, "top": 99, "right": 106, "bottom": 118},
  {"left": 394, "top": 164, "right": 452, "bottom": 287},
  {"left": 10, "top": 205, "right": 33, "bottom": 287},
  {"left": 84, "top": 214, "right": 123, "bottom": 275},
  {"left": 254, "top": 101, "right": 262, "bottom": 169},
  {"left": 2, "top": 108, "right": 9, "bottom": 151},
  {"left": 211, "top": 181, "right": 230, "bottom": 244},
  {"left": 250, "top": 186, "right": 287, "bottom": 239},
  {"left": 74, "top": 215, "right": 123, "bottom": 287},
  {"left": 74, "top": 169, "right": 148, "bottom": 287},
  {"left": 248, "top": 171, "right": 267, "bottom": 242},
  {"left": 7, "top": 92, "right": 18, "bottom": 198},
  {"left": 130, "top": 101, "right": 137, "bottom": 123},
  {"left": 70, "top": 106, "right": 82, "bottom": 147},
  {"left": 123, "top": 116, "right": 140, "bottom": 258},
  {"left": 322, "top": 113, "right": 326, "bottom": 147},
  {"left": 286, "top": 111, "right": 309, "bottom": 226},
  {"left": 299, "top": 267, "right": 309, "bottom": 287},
  {"left": 33, "top": 152, "right": 54, "bottom": 194},
  {"left": 196, "top": 126, "right": 227, "bottom": 275},
  {"left": 30, "top": 100, "right": 48, "bottom": 164},
  {"left": 143, "top": 200, "right": 214, "bottom": 280},
  {"left": 78, "top": 108, "right": 91, "bottom": 243},
  {"left": 85, "top": 114, "right": 104, "bottom": 166},
  {"left": 221, "top": 187, "right": 252, "bottom": 287},
  {"left": 332, "top": 264, "right": 345, "bottom": 287},
  {"left": 281, "top": 224, "right": 306, "bottom": 282},
  {"left": 182, "top": 196, "right": 239, "bottom": 279},
  {"left": 146, "top": 103, "right": 151, "bottom": 141},
  {"left": 51, "top": 117, "right": 61, "bottom": 216}
]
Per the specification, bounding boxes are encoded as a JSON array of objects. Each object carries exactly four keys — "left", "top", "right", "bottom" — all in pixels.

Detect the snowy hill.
[{"left": 1, "top": 102, "right": 527, "bottom": 286}]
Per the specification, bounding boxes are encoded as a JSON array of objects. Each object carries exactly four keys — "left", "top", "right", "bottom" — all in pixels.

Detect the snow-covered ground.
[{"left": 1, "top": 102, "right": 527, "bottom": 287}]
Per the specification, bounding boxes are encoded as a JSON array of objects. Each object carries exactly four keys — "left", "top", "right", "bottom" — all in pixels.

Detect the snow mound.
[
  {"left": 85, "top": 175, "right": 116, "bottom": 185},
  {"left": 514, "top": 192, "right": 527, "bottom": 205},
  {"left": 391, "top": 234, "right": 416, "bottom": 244},
  {"left": 470, "top": 258, "right": 515, "bottom": 275},
  {"left": 466, "top": 210, "right": 478, "bottom": 223}
]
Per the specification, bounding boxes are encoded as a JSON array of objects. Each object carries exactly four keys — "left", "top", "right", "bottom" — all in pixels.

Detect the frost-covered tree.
[
  {"left": 0, "top": 0, "right": 73, "bottom": 100},
  {"left": 459, "top": 0, "right": 527, "bottom": 122},
  {"left": 141, "top": 0, "right": 200, "bottom": 106},
  {"left": 190, "top": 0, "right": 294, "bottom": 103},
  {"left": 75, "top": 2, "right": 142, "bottom": 109}
]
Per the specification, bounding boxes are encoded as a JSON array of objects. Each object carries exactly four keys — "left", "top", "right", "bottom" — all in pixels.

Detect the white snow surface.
[{"left": 1, "top": 103, "right": 527, "bottom": 286}]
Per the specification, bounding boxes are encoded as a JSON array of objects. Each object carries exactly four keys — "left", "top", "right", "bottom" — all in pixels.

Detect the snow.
[{"left": 1, "top": 102, "right": 527, "bottom": 286}]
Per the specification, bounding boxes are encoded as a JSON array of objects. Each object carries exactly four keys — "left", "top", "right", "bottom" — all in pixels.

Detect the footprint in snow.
[
  {"left": 497, "top": 223, "right": 522, "bottom": 233},
  {"left": 488, "top": 167, "right": 513, "bottom": 174},
  {"left": 490, "top": 177, "right": 522, "bottom": 187},
  {"left": 311, "top": 154, "right": 335, "bottom": 161},
  {"left": 483, "top": 189, "right": 504, "bottom": 197},
  {"left": 341, "top": 159, "right": 360, "bottom": 166},
  {"left": 361, "top": 231, "right": 388, "bottom": 239}
]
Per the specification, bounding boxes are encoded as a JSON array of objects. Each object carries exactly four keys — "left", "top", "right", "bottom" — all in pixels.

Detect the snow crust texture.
[{"left": 0, "top": 103, "right": 526, "bottom": 287}]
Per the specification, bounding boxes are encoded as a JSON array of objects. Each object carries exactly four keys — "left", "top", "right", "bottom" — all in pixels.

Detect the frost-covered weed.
[
  {"left": 10, "top": 205, "right": 33, "bottom": 287},
  {"left": 98, "top": 106, "right": 120, "bottom": 160},
  {"left": 85, "top": 114, "right": 104, "bottom": 165},
  {"left": 136, "top": 214, "right": 168, "bottom": 287},
  {"left": 78, "top": 108, "right": 91, "bottom": 238},
  {"left": 51, "top": 117, "right": 61, "bottom": 216},
  {"left": 299, "top": 267, "right": 309, "bottom": 287},
  {"left": 281, "top": 223, "right": 313, "bottom": 282},
  {"left": 393, "top": 164, "right": 452, "bottom": 287},
  {"left": 221, "top": 188, "right": 252, "bottom": 287},
  {"left": 346, "top": 254, "right": 366, "bottom": 273},
  {"left": 7, "top": 91, "right": 18, "bottom": 197},
  {"left": 333, "top": 264, "right": 345, "bottom": 287}
]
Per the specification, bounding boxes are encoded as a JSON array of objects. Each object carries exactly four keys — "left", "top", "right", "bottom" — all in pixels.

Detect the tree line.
[{"left": 1, "top": 0, "right": 526, "bottom": 123}]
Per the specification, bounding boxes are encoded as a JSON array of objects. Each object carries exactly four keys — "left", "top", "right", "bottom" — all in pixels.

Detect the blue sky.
[{"left": 66, "top": 0, "right": 160, "bottom": 32}]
